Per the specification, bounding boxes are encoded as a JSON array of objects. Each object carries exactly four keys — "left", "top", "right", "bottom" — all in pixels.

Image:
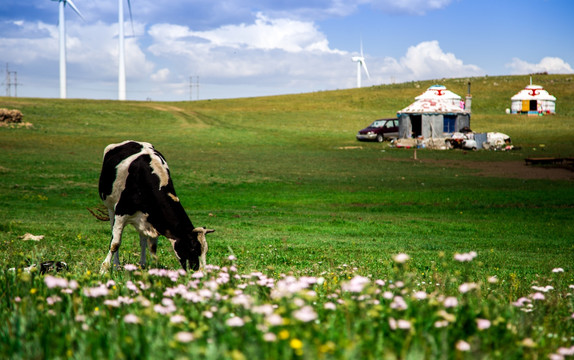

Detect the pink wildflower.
[
  {"left": 512, "top": 297, "right": 531, "bottom": 307},
  {"left": 123, "top": 264, "right": 138, "bottom": 271},
  {"left": 44, "top": 275, "right": 69, "bottom": 289},
  {"left": 530, "top": 292, "right": 545, "bottom": 301},
  {"left": 456, "top": 340, "right": 471, "bottom": 352},
  {"left": 226, "top": 316, "right": 245, "bottom": 327},
  {"left": 263, "top": 333, "right": 277, "bottom": 342},
  {"left": 454, "top": 251, "right": 477, "bottom": 262},
  {"left": 342, "top": 276, "right": 370, "bottom": 293},
  {"left": 393, "top": 253, "right": 410, "bottom": 264},
  {"left": 413, "top": 291, "right": 427, "bottom": 300},
  {"left": 324, "top": 302, "right": 336, "bottom": 310},
  {"left": 293, "top": 306, "right": 317, "bottom": 323},
  {"left": 175, "top": 331, "right": 194, "bottom": 343},
  {"left": 123, "top": 314, "right": 140, "bottom": 324},
  {"left": 397, "top": 319, "right": 411, "bottom": 330},
  {"left": 265, "top": 314, "right": 284, "bottom": 326},
  {"left": 476, "top": 318, "right": 491, "bottom": 330},
  {"left": 458, "top": 282, "right": 478, "bottom": 294},
  {"left": 170, "top": 315, "right": 187, "bottom": 324},
  {"left": 443, "top": 297, "right": 458, "bottom": 308},
  {"left": 552, "top": 268, "right": 564, "bottom": 273}
]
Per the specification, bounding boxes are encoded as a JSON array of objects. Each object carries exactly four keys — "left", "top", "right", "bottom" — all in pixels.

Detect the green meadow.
[{"left": 1, "top": 74, "right": 573, "bottom": 359}]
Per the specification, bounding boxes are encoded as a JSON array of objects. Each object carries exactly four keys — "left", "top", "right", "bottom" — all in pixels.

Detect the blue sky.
[{"left": 1, "top": 0, "right": 573, "bottom": 101}]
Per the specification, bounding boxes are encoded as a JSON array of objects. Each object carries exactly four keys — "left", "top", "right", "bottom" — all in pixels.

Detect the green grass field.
[{"left": 1, "top": 74, "right": 573, "bottom": 359}]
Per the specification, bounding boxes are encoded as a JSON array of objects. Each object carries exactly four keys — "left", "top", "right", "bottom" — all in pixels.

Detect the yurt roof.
[
  {"left": 397, "top": 99, "right": 468, "bottom": 115},
  {"left": 415, "top": 85, "right": 462, "bottom": 101},
  {"left": 511, "top": 85, "right": 556, "bottom": 101}
]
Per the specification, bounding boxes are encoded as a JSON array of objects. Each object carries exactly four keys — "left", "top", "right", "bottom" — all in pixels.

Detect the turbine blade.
[
  {"left": 127, "top": 0, "right": 135, "bottom": 36},
  {"left": 360, "top": 39, "right": 364, "bottom": 57},
  {"left": 65, "top": 0, "right": 85, "bottom": 21},
  {"left": 362, "top": 60, "right": 370, "bottom": 79}
]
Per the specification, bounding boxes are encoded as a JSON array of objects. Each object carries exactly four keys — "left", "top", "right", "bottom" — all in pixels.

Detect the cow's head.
[{"left": 172, "top": 227, "right": 215, "bottom": 271}]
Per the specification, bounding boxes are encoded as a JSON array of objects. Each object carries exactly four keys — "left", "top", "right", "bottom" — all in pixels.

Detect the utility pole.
[
  {"left": 189, "top": 75, "right": 200, "bottom": 101},
  {"left": 4, "top": 63, "right": 20, "bottom": 97}
]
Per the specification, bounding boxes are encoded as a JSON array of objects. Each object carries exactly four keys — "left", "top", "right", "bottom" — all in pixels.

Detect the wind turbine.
[
  {"left": 118, "top": 0, "right": 134, "bottom": 101},
  {"left": 351, "top": 41, "right": 370, "bottom": 88},
  {"left": 54, "top": 0, "right": 84, "bottom": 99}
]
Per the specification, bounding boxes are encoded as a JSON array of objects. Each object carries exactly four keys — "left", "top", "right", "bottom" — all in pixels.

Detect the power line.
[{"left": 3, "top": 63, "right": 22, "bottom": 97}]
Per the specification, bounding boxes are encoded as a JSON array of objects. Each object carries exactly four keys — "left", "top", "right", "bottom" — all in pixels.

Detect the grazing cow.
[{"left": 99, "top": 140, "right": 214, "bottom": 273}]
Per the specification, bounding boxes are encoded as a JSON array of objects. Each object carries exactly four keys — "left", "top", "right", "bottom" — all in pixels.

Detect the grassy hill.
[{"left": 0, "top": 74, "right": 573, "bottom": 359}]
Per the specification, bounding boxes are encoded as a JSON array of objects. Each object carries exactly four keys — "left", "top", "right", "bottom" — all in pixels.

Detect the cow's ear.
[{"left": 205, "top": 228, "right": 215, "bottom": 234}]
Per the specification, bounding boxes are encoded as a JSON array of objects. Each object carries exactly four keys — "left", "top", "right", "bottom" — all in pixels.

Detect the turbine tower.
[
  {"left": 118, "top": 0, "right": 134, "bottom": 101},
  {"left": 55, "top": 0, "right": 83, "bottom": 99},
  {"left": 351, "top": 41, "right": 370, "bottom": 88}
]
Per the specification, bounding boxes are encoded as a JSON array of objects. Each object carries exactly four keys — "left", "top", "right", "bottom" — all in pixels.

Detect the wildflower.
[
  {"left": 228, "top": 255, "right": 237, "bottom": 261},
  {"left": 342, "top": 276, "right": 370, "bottom": 293},
  {"left": 123, "top": 264, "right": 138, "bottom": 271},
  {"left": 226, "top": 316, "right": 245, "bottom": 327},
  {"left": 278, "top": 330, "right": 290, "bottom": 340},
  {"left": 434, "top": 320, "right": 449, "bottom": 328},
  {"left": 443, "top": 297, "right": 458, "bottom": 308},
  {"left": 454, "top": 251, "right": 477, "bottom": 262},
  {"left": 293, "top": 306, "right": 317, "bottom": 322},
  {"left": 393, "top": 253, "right": 410, "bottom": 264},
  {"left": 456, "top": 340, "right": 471, "bottom": 352},
  {"left": 202, "top": 311, "right": 214, "bottom": 319},
  {"left": 170, "top": 315, "right": 187, "bottom": 324},
  {"left": 324, "top": 302, "right": 336, "bottom": 310},
  {"left": 265, "top": 314, "right": 284, "bottom": 326},
  {"left": 44, "top": 275, "right": 69, "bottom": 289},
  {"left": 476, "top": 318, "right": 491, "bottom": 330},
  {"left": 458, "top": 282, "right": 478, "bottom": 294},
  {"left": 552, "top": 268, "right": 564, "bottom": 273},
  {"left": 413, "top": 291, "right": 427, "bottom": 300},
  {"left": 83, "top": 285, "right": 109, "bottom": 297},
  {"left": 123, "top": 314, "right": 140, "bottom": 324},
  {"left": 46, "top": 295, "right": 62, "bottom": 305},
  {"left": 175, "top": 331, "right": 194, "bottom": 343},
  {"left": 389, "top": 318, "right": 397, "bottom": 330},
  {"left": 263, "top": 333, "right": 277, "bottom": 342},
  {"left": 390, "top": 296, "right": 408, "bottom": 310},
  {"left": 531, "top": 285, "right": 553, "bottom": 293},
  {"left": 530, "top": 292, "right": 545, "bottom": 301},
  {"left": 512, "top": 297, "right": 531, "bottom": 307},
  {"left": 290, "top": 338, "right": 303, "bottom": 350},
  {"left": 557, "top": 346, "right": 574, "bottom": 356},
  {"left": 397, "top": 319, "right": 411, "bottom": 330},
  {"left": 487, "top": 276, "right": 498, "bottom": 284}
]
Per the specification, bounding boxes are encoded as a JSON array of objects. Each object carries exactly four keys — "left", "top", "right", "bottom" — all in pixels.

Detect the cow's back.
[{"left": 99, "top": 141, "right": 147, "bottom": 201}]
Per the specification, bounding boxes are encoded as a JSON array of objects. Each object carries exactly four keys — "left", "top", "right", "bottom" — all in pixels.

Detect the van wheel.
[{"left": 376, "top": 134, "right": 384, "bottom": 143}]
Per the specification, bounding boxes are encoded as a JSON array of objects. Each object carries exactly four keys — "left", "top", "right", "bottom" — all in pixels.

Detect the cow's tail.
[{"left": 87, "top": 204, "right": 110, "bottom": 222}]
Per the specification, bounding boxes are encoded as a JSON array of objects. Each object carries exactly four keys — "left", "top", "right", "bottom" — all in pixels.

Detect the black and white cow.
[{"left": 99, "top": 140, "right": 214, "bottom": 273}]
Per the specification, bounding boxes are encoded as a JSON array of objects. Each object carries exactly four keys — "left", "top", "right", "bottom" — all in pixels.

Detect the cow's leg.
[
  {"left": 100, "top": 215, "right": 126, "bottom": 274},
  {"left": 139, "top": 234, "right": 148, "bottom": 268},
  {"left": 148, "top": 237, "right": 159, "bottom": 264}
]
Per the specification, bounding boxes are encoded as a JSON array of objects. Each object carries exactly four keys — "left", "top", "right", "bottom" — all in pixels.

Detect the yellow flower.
[
  {"left": 290, "top": 338, "right": 303, "bottom": 350},
  {"left": 30, "top": 288, "right": 37, "bottom": 294},
  {"left": 278, "top": 330, "right": 289, "bottom": 340}
]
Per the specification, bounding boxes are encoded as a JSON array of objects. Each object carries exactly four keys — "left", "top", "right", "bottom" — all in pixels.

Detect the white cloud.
[
  {"left": 377, "top": 41, "right": 484, "bottom": 82},
  {"left": 151, "top": 68, "right": 170, "bottom": 82},
  {"left": 506, "top": 57, "right": 573, "bottom": 74},
  {"left": 149, "top": 13, "right": 343, "bottom": 54}
]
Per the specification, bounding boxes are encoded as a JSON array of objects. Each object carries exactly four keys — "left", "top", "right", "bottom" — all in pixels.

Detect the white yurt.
[
  {"left": 415, "top": 85, "right": 464, "bottom": 108},
  {"left": 510, "top": 85, "right": 556, "bottom": 115},
  {"left": 397, "top": 99, "right": 470, "bottom": 139}
]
